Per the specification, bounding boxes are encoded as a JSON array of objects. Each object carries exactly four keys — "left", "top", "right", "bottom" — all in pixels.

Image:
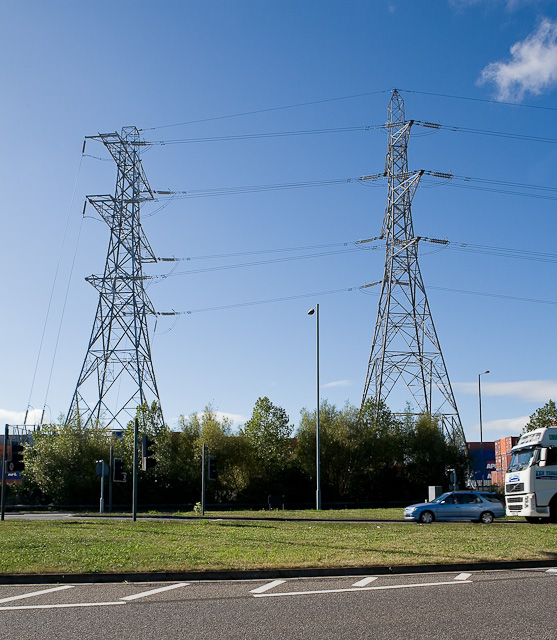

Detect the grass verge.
[
  {"left": 173, "top": 508, "right": 403, "bottom": 520},
  {"left": 1, "top": 518, "right": 556, "bottom": 575}
]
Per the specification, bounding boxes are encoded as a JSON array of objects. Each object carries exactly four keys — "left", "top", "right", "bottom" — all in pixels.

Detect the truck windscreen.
[{"left": 508, "top": 447, "right": 536, "bottom": 472}]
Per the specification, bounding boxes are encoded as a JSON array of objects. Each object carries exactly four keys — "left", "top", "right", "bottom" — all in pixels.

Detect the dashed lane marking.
[
  {"left": 0, "top": 601, "right": 125, "bottom": 611},
  {"left": 454, "top": 573, "right": 472, "bottom": 581},
  {"left": 0, "top": 582, "right": 190, "bottom": 611},
  {"left": 352, "top": 577, "right": 378, "bottom": 587},
  {"left": 120, "top": 582, "right": 190, "bottom": 601},
  {"left": 250, "top": 580, "right": 287, "bottom": 594},
  {"left": 0, "top": 585, "right": 74, "bottom": 604},
  {"left": 252, "top": 580, "right": 472, "bottom": 598}
]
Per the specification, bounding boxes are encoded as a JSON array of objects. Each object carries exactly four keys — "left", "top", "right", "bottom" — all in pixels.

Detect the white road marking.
[
  {"left": 352, "top": 577, "right": 378, "bottom": 587},
  {"left": 120, "top": 582, "right": 190, "bottom": 601},
  {"left": 0, "top": 601, "right": 125, "bottom": 611},
  {"left": 454, "top": 573, "right": 472, "bottom": 581},
  {"left": 250, "top": 580, "right": 287, "bottom": 594},
  {"left": 546, "top": 568, "right": 557, "bottom": 573},
  {"left": 0, "top": 585, "right": 74, "bottom": 604},
  {"left": 253, "top": 579, "right": 472, "bottom": 598}
]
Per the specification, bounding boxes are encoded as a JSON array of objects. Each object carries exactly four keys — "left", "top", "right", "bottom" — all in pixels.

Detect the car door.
[
  {"left": 436, "top": 494, "right": 459, "bottom": 520},
  {"left": 457, "top": 493, "right": 481, "bottom": 519}
]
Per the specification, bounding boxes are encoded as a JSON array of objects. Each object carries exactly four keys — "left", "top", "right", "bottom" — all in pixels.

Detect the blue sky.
[{"left": 2, "top": 0, "right": 557, "bottom": 442}]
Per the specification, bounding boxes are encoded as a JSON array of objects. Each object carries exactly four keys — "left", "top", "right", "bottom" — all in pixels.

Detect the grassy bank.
[{"left": 1, "top": 518, "right": 556, "bottom": 575}]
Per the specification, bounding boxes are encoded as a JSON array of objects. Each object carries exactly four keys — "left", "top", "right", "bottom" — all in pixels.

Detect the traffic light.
[
  {"left": 8, "top": 442, "right": 24, "bottom": 473},
  {"left": 208, "top": 454, "right": 218, "bottom": 481},
  {"left": 141, "top": 434, "right": 156, "bottom": 471},
  {"left": 113, "top": 458, "right": 127, "bottom": 482}
]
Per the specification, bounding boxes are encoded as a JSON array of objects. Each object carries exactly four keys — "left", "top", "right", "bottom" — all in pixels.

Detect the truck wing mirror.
[{"left": 539, "top": 448, "right": 548, "bottom": 467}]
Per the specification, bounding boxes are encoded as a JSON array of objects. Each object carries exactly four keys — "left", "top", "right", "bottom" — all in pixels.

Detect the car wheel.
[
  {"left": 479, "top": 511, "right": 494, "bottom": 524},
  {"left": 419, "top": 510, "right": 434, "bottom": 524}
]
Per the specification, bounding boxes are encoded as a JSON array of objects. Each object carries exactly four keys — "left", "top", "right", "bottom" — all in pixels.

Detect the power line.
[
  {"left": 427, "top": 285, "right": 557, "bottom": 306},
  {"left": 157, "top": 282, "right": 381, "bottom": 316},
  {"left": 147, "top": 170, "right": 557, "bottom": 202},
  {"left": 399, "top": 88, "right": 557, "bottom": 113},
  {"left": 151, "top": 174, "right": 384, "bottom": 199},
  {"left": 156, "top": 236, "right": 381, "bottom": 262},
  {"left": 140, "top": 86, "right": 557, "bottom": 133},
  {"left": 146, "top": 124, "right": 384, "bottom": 145},
  {"left": 154, "top": 277, "right": 557, "bottom": 318},
  {"left": 139, "top": 89, "right": 390, "bottom": 131},
  {"left": 151, "top": 245, "right": 379, "bottom": 280},
  {"left": 154, "top": 236, "right": 557, "bottom": 267}
]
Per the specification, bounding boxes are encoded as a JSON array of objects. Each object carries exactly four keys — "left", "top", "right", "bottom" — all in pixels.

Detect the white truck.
[{"left": 505, "top": 426, "right": 557, "bottom": 523}]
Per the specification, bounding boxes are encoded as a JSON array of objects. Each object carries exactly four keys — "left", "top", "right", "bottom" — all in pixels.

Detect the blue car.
[{"left": 404, "top": 491, "right": 505, "bottom": 524}]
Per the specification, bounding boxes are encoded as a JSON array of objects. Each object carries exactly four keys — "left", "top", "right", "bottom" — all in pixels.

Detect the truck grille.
[
  {"left": 506, "top": 482, "right": 524, "bottom": 493},
  {"left": 507, "top": 497, "right": 523, "bottom": 503}
]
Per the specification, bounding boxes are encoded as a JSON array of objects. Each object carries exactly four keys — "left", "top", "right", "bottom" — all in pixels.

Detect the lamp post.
[
  {"left": 307, "top": 304, "right": 321, "bottom": 510},
  {"left": 478, "top": 370, "right": 490, "bottom": 444},
  {"left": 478, "top": 370, "right": 490, "bottom": 490}
]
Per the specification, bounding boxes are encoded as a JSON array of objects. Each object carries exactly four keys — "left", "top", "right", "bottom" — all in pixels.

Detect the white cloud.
[
  {"left": 483, "top": 415, "right": 528, "bottom": 435},
  {"left": 454, "top": 380, "right": 557, "bottom": 402},
  {"left": 451, "top": 1, "right": 543, "bottom": 12},
  {"left": 0, "top": 408, "right": 43, "bottom": 427},
  {"left": 479, "top": 18, "right": 557, "bottom": 101},
  {"left": 214, "top": 411, "right": 245, "bottom": 425},
  {"left": 465, "top": 415, "right": 528, "bottom": 442},
  {"left": 321, "top": 380, "right": 352, "bottom": 389}
]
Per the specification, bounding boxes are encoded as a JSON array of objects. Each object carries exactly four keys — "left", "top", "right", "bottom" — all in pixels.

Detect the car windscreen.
[{"left": 431, "top": 492, "right": 451, "bottom": 503}]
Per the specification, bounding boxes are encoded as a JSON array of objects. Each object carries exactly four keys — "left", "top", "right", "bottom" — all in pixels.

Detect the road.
[{"left": 0, "top": 568, "right": 556, "bottom": 639}]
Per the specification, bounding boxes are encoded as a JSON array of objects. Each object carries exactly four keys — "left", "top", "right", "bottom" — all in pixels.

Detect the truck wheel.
[
  {"left": 525, "top": 517, "right": 544, "bottom": 524},
  {"left": 549, "top": 502, "right": 557, "bottom": 523},
  {"left": 479, "top": 511, "right": 494, "bottom": 524},
  {"left": 419, "top": 510, "right": 434, "bottom": 524}
]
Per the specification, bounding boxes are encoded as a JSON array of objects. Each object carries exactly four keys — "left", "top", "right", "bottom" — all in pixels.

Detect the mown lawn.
[{"left": 1, "top": 517, "right": 556, "bottom": 575}]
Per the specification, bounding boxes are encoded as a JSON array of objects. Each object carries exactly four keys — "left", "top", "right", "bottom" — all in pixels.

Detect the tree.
[
  {"left": 243, "top": 397, "right": 293, "bottom": 468},
  {"left": 23, "top": 416, "right": 111, "bottom": 505},
  {"left": 181, "top": 404, "right": 252, "bottom": 502},
  {"left": 403, "top": 412, "right": 467, "bottom": 496},
  {"left": 241, "top": 397, "right": 295, "bottom": 500},
  {"left": 524, "top": 400, "right": 557, "bottom": 433}
]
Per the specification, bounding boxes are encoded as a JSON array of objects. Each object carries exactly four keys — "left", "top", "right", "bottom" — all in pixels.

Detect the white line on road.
[
  {"left": 250, "top": 580, "right": 287, "bottom": 594},
  {"left": 352, "top": 577, "right": 378, "bottom": 587},
  {"left": 120, "top": 582, "right": 190, "bottom": 601},
  {"left": 546, "top": 568, "right": 557, "bottom": 573},
  {"left": 252, "top": 580, "right": 472, "bottom": 598},
  {"left": 0, "top": 601, "right": 125, "bottom": 611},
  {"left": 0, "top": 585, "right": 74, "bottom": 604},
  {"left": 454, "top": 573, "right": 472, "bottom": 581}
]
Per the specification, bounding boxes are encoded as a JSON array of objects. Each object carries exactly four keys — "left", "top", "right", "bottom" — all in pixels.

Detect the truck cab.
[{"left": 505, "top": 427, "right": 557, "bottom": 523}]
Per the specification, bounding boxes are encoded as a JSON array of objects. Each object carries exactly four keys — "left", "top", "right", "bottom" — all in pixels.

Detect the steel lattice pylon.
[
  {"left": 362, "top": 90, "right": 465, "bottom": 443},
  {"left": 67, "top": 126, "right": 163, "bottom": 430}
]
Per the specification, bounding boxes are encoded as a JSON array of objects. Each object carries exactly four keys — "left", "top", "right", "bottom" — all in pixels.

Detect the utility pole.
[
  {"left": 361, "top": 90, "right": 465, "bottom": 444},
  {"left": 1, "top": 425, "right": 7, "bottom": 521},
  {"left": 67, "top": 127, "right": 163, "bottom": 430}
]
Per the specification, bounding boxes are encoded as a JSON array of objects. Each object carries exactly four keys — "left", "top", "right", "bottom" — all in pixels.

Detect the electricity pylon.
[
  {"left": 67, "top": 126, "right": 163, "bottom": 430},
  {"left": 362, "top": 90, "right": 465, "bottom": 443}
]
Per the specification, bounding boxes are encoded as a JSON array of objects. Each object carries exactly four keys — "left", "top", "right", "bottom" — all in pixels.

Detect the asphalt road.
[{"left": 1, "top": 568, "right": 556, "bottom": 640}]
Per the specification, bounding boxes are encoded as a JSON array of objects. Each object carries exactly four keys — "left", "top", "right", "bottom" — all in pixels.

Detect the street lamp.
[
  {"left": 478, "top": 370, "right": 490, "bottom": 444},
  {"left": 307, "top": 304, "right": 321, "bottom": 510},
  {"left": 478, "top": 370, "right": 490, "bottom": 490}
]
